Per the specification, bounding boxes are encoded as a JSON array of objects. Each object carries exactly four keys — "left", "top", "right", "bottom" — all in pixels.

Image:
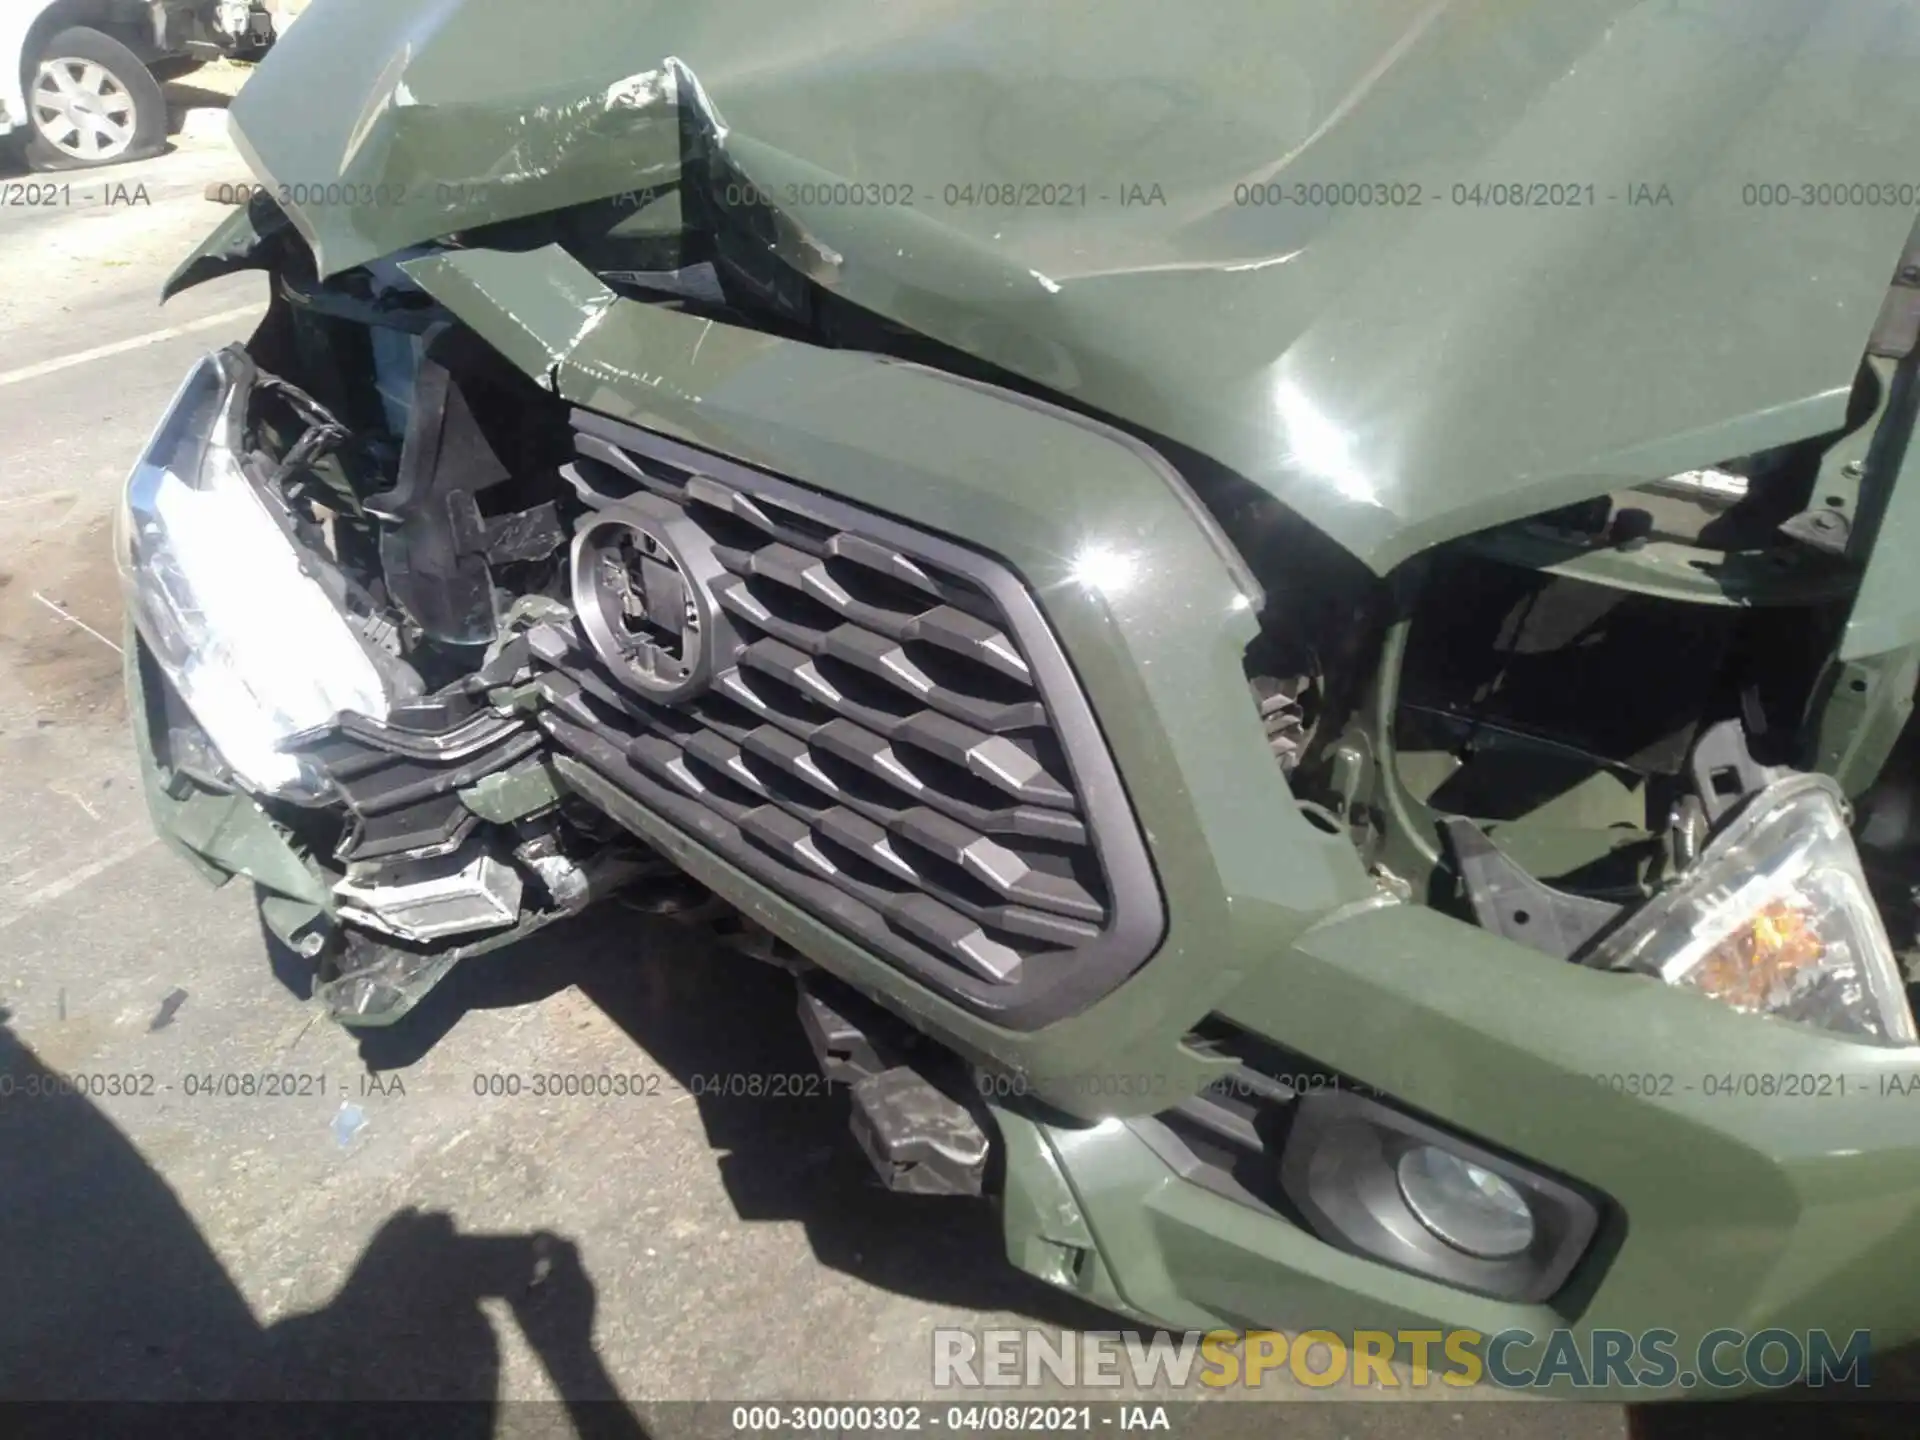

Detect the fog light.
[
  {"left": 1278, "top": 1090, "right": 1600, "bottom": 1302},
  {"left": 1396, "top": 1145, "right": 1535, "bottom": 1258}
]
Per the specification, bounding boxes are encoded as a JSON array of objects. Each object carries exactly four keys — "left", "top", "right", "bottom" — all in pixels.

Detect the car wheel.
[{"left": 22, "top": 27, "right": 168, "bottom": 171}]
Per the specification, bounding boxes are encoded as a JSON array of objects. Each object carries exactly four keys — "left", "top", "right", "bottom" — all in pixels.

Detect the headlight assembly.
[
  {"left": 116, "top": 348, "right": 396, "bottom": 801},
  {"left": 1584, "top": 774, "right": 1917, "bottom": 1046}
]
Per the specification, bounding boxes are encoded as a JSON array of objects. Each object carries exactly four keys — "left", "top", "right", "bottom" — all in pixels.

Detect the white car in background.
[{"left": 0, "top": 1, "right": 271, "bottom": 170}]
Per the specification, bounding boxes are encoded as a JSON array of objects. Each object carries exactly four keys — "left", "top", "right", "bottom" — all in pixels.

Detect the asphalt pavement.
[{"left": 0, "top": 70, "right": 1864, "bottom": 1440}]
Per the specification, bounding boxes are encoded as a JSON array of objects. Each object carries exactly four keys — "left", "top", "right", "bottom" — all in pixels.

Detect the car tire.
[{"left": 22, "top": 27, "right": 168, "bottom": 172}]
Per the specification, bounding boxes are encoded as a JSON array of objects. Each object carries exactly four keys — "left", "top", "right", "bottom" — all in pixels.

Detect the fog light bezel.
[{"left": 1278, "top": 1089, "right": 1601, "bottom": 1303}]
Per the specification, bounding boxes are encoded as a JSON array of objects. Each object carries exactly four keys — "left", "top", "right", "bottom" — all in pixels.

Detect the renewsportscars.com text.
[{"left": 932, "top": 1327, "right": 1872, "bottom": 1392}]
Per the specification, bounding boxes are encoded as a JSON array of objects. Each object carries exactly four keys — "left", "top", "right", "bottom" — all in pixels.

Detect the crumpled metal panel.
[{"left": 226, "top": 0, "right": 1920, "bottom": 573}]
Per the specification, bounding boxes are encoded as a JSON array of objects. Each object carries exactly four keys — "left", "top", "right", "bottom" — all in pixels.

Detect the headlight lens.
[
  {"left": 1585, "top": 774, "right": 1916, "bottom": 1045},
  {"left": 116, "top": 349, "right": 394, "bottom": 800}
]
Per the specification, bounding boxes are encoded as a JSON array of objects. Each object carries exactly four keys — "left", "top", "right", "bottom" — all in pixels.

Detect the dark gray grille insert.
[{"left": 538, "top": 409, "right": 1164, "bottom": 1028}]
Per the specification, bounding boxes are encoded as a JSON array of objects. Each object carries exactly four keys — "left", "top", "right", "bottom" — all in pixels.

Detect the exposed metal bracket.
[
  {"left": 849, "top": 1068, "right": 990, "bottom": 1197},
  {"left": 798, "top": 975, "right": 990, "bottom": 1196},
  {"left": 1778, "top": 506, "right": 1851, "bottom": 557},
  {"left": 1689, "top": 717, "right": 1783, "bottom": 826},
  {"left": 798, "top": 978, "right": 896, "bottom": 1085},
  {"left": 1869, "top": 216, "right": 1920, "bottom": 360},
  {"left": 1438, "top": 817, "right": 1625, "bottom": 961}
]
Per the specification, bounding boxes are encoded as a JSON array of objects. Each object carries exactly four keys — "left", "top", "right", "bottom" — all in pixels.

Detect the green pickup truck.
[{"left": 118, "top": 0, "right": 1920, "bottom": 1388}]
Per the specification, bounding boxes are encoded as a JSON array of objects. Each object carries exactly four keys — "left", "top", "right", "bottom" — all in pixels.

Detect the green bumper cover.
[{"left": 998, "top": 899, "right": 1920, "bottom": 1387}]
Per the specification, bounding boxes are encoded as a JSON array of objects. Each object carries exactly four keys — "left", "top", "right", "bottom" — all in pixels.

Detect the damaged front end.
[
  {"left": 125, "top": 0, "right": 1920, "bottom": 1363},
  {"left": 119, "top": 329, "right": 705, "bottom": 1024},
  {"left": 1278, "top": 361, "right": 1920, "bottom": 1047}
]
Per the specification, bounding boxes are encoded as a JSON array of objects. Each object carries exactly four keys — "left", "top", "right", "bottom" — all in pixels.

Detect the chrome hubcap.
[{"left": 31, "top": 57, "right": 137, "bottom": 161}]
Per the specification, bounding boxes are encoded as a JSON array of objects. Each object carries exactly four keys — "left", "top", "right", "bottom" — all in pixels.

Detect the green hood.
[{"left": 227, "top": 0, "right": 1920, "bottom": 572}]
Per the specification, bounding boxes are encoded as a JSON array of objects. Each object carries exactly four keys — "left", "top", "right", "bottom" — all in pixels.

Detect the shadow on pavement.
[
  {"left": 164, "top": 83, "right": 235, "bottom": 138},
  {"left": 1629, "top": 1386, "right": 1920, "bottom": 1440},
  {"left": 1626, "top": 1350, "right": 1920, "bottom": 1437},
  {"left": 0, "top": 1004, "right": 645, "bottom": 1428},
  {"left": 336, "top": 904, "right": 1122, "bottom": 1335}
]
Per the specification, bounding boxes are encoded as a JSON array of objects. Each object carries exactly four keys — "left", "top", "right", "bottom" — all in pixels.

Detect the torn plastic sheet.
[
  {"left": 316, "top": 914, "right": 536, "bottom": 1026},
  {"left": 317, "top": 945, "right": 463, "bottom": 1027},
  {"left": 332, "top": 1102, "right": 368, "bottom": 1146},
  {"left": 226, "top": 0, "right": 1920, "bottom": 574}
]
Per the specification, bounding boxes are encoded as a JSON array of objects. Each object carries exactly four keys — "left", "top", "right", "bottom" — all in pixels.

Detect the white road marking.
[
  {"left": 0, "top": 304, "right": 260, "bottom": 389},
  {"left": 31, "top": 592, "right": 123, "bottom": 654},
  {"left": 0, "top": 827, "right": 156, "bottom": 929},
  {"left": 48, "top": 784, "right": 100, "bottom": 821}
]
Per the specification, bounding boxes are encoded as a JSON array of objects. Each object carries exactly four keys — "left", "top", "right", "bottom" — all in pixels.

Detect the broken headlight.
[
  {"left": 1586, "top": 774, "right": 1917, "bottom": 1045},
  {"left": 115, "top": 349, "right": 394, "bottom": 801}
]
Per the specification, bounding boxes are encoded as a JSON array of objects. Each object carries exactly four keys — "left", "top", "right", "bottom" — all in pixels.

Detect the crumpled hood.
[{"left": 228, "top": 0, "right": 1920, "bottom": 573}]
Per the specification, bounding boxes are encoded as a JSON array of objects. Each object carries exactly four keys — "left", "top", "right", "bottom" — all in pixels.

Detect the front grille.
[{"left": 529, "top": 410, "right": 1161, "bottom": 1027}]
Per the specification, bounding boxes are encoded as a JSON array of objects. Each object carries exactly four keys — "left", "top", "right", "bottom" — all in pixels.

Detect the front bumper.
[
  {"left": 130, "top": 236, "right": 1920, "bottom": 1375},
  {"left": 156, "top": 2, "right": 275, "bottom": 60},
  {"left": 992, "top": 899, "right": 1920, "bottom": 1392}
]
